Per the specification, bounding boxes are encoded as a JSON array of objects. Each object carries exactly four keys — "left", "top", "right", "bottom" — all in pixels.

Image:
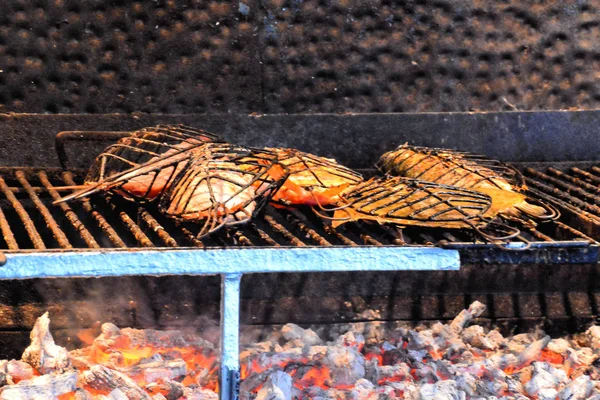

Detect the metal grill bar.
[
  {"left": 524, "top": 227, "right": 554, "bottom": 242},
  {"left": 15, "top": 171, "right": 73, "bottom": 249},
  {"left": 249, "top": 225, "right": 280, "bottom": 247},
  {"left": 553, "top": 221, "right": 595, "bottom": 242},
  {"left": 105, "top": 196, "right": 154, "bottom": 247},
  {"left": 526, "top": 168, "right": 600, "bottom": 206},
  {"left": 175, "top": 222, "right": 206, "bottom": 247},
  {"left": 138, "top": 209, "right": 179, "bottom": 247},
  {"left": 572, "top": 167, "right": 600, "bottom": 185},
  {"left": 38, "top": 171, "right": 100, "bottom": 249},
  {"left": 525, "top": 178, "right": 600, "bottom": 223},
  {"left": 286, "top": 210, "right": 332, "bottom": 246},
  {"left": 0, "top": 176, "right": 46, "bottom": 250},
  {"left": 323, "top": 224, "right": 358, "bottom": 246},
  {"left": 0, "top": 207, "right": 18, "bottom": 250},
  {"left": 548, "top": 168, "right": 600, "bottom": 196},
  {"left": 0, "top": 166, "right": 596, "bottom": 264},
  {"left": 263, "top": 215, "right": 306, "bottom": 247},
  {"left": 63, "top": 172, "right": 127, "bottom": 248}
]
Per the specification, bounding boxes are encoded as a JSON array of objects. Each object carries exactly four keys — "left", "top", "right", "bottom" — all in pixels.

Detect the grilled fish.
[
  {"left": 54, "top": 125, "right": 220, "bottom": 204},
  {"left": 331, "top": 177, "right": 495, "bottom": 229},
  {"left": 159, "top": 145, "right": 288, "bottom": 236},
  {"left": 378, "top": 145, "right": 558, "bottom": 222},
  {"left": 262, "top": 148, "right": 363, "bottom": 207}
]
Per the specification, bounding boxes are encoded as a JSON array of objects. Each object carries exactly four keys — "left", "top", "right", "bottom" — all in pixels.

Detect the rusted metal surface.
[
  {"left": 0, "top": 165, "right": 596, "bottom": 264},
  {"left": 0, "top": 176, "right": 45, "bottom": 250},
  {"left": 15, "top": 171, "right": 72, "bottom": 249},
  {"left": 62, "top": 172, "right": 127, "bottom": 248},
  {"left": 2, "top": 112, "right": 600, "bottom": 170},
  {"left": 0, "top": 207, "right": 18, "bottom": 250},
  {"left": 38, "top": 171, "right": 99, "bottom": 249}
]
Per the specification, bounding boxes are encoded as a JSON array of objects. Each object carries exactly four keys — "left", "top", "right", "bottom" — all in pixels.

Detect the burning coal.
[{"left": 2, "top": 302, "right": 600, "bottom": 399}]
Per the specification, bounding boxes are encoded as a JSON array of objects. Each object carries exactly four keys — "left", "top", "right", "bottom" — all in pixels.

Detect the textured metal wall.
[{"left": 0, "top": 0, "right": 599, "bottom": 114}]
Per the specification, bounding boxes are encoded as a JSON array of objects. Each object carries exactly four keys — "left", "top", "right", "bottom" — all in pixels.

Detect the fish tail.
[{"left": 331, "top": 208, "right": 355, "bottom": 228}]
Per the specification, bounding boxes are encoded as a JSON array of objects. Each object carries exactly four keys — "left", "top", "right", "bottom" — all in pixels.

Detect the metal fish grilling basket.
[
  {"left": 378, "top": 145, "right": 526, "bottom": 190},
  {"left": 332, "top": 177, "right": 522, "bottom": 243},
  {"left": 158, "top": 144, "right": 290, "bottom": 238}
]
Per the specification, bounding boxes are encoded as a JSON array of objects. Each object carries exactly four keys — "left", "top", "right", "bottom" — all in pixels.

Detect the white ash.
[
  {"left": 237, "top": 301, "right": 600, "bottom": 399},
  {"left": 7, "top": 303, "right": 600, "bottom": 399},
  {"left": 255, "top": 371, "right": 292, "bottom": 400},
  {"left": 558, "top": 374, "right": 593, "bottom": 399},
  {"left": 21, "top": 312, "right": 70, "bottom": 374},
  {"left": 323, "top": 345, "right": 365, "bottom": 385},
  {"left": 0, "top": 371, "right": 77, "bottom": 399},
  {"left": 281, "top": 324, "right": 323, "bottom": 347}
]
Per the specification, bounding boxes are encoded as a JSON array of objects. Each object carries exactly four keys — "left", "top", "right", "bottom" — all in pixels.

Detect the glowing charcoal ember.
[
  {"left": 0, "top": 371, "right": 77, "bottom": 399},
  {"left": 81, "top": 365, "right": 151, "bottom": 400},
  {"left": 70, "top": 388, "right": 93, "bottom": 399},
  {"left": 254, "top": 371, "right": 292, "bottom": 400},
  {"left": 349, "top": 378, "right": 378, "bottom": 399},
  {"left": 585, "top": 325, "right": 600, "bottom": 350},
  {"left": 461, "top": 325, "right": 502, "bottom": 351},
  {"left": 418, "top": 380, "right": 463, "bottom": 399},
  {"left": 10, "top": 304, "right": 600, "bottom": 398},
  {"left": 182, "top": 387, "right": 218, "bottom": 399},
  {"left": 523, "top": 362, "right": 567, "bottom": 399},
  {"left": 448, "top": 301, "right": 486, "bottom": 335},
  {"left": 144, "top": 379, "right": 185, "bottom": 399},
  {"left": 95, "top": 388, "right": 129, "bottom": 400},
  {"left": 125, "top": 359, "right": 187, "bottom": 384},
  {"left": 514, "top": 336, "right": 552, "bottom": 369},
  {"left": 333, "top": 331, "right": 365, "bottom": 350}
]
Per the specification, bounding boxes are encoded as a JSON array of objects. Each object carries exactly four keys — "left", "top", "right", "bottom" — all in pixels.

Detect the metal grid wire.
[
  {"left": 86, "top": 125, "right": 222, "bottom": 185},
  {"left": 0, "top": 166, "right": 595, "bottom": 254},
  {"left": 157, "top": 144, "right": 289, "bottom": 238},
  {"left": 379, "top": 145, "right": 526, "bottom": 190}
]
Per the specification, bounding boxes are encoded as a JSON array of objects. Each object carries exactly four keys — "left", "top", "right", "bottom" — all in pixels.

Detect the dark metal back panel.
[{"left": 0, "top": 111, "right": 599, "bottom": 169}]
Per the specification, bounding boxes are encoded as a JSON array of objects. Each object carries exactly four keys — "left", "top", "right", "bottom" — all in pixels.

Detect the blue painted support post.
[{"left": 220, "top": 273, "right": 242, "bottom": 400}]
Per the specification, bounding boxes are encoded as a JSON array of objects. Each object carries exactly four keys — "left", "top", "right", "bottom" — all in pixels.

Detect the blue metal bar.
[
  {"left": 0, "top": 247, "right": 460, "bottom": 279},
  {"left": 220, "top": 273, "right": 241, "bottom": 400}
]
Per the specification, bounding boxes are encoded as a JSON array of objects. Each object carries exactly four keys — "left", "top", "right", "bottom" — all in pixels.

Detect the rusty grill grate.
[{"left": 0, "top": 164, "right": 597, "bottom": 264}]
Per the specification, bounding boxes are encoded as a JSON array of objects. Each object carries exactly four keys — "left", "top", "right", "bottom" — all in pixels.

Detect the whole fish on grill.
[
  {"left": 158, "top": 144, "right": 288, "bottom": 237},
  {"left": 378, "top": 145, "right": 559, "bottom": 223},
  {"left": 258, "top": 148, "right": 363, "bottom": 207},
  {"left": 330, "top": 177, "right": 520, "bottom": 240},
  {"left": 55, "top": 135, "right": 289, "bottom": 237},
  {"left": 56, "top": 125, "right": 222, "bottom": 203}
]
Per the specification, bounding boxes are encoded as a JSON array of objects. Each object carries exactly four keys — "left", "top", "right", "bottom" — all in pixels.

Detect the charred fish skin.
[{"left": 378, "top": 145, "right": 559, "bottom": 222}]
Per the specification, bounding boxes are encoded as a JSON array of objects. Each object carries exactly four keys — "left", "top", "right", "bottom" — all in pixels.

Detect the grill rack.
[{"left": 0, "top": 166, "right": 596, "bottom": 263}]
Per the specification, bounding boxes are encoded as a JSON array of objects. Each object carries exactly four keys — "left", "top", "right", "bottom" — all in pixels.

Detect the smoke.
[{"left": 28, "top": 275, "right": 221, "bottom": 348}]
